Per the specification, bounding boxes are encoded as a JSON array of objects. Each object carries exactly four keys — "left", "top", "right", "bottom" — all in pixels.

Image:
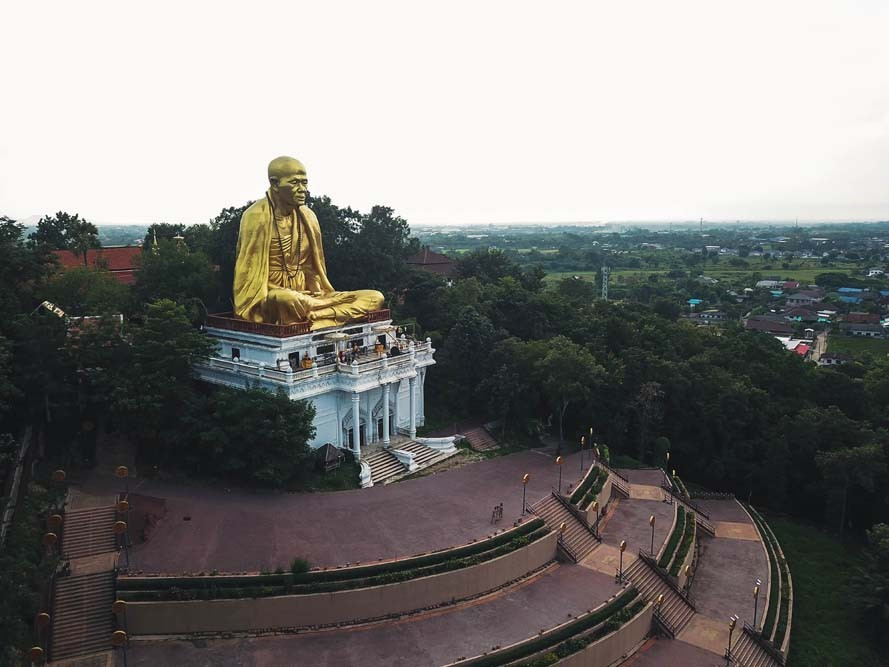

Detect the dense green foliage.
[
  {"left": 768, "top": 515, "right": 885, "bottom": 666},
  {"left": 669, "top": 514, "right": 695, "bottom": 577},
  {"left": 0, "top": 482, "right": 63, "bottom": 666},
  {"left": 29, "top": 211, "right": 100, "bottom": 266},
  {"left": 850, "top": 522, "right": 889, "bottom": 640},
  {"left": 400, "top": 247, "right": 889, "bottom": 533}
]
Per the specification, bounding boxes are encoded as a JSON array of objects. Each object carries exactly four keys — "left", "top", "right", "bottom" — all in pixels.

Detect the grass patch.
[
  {"left": 669, "top": 514, "right": 695, "bottom": 577},
  {"left": 827, "top": 335, "right": 889, "bottom": 359},
  {"left": 658, "top": 506, "right": 685, "bottom": 569},
  {"left": 766, "top": 515, "right": 884, "bottom": 666}
]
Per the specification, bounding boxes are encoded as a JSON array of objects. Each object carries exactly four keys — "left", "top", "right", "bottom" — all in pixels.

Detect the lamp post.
[
  {"left": 649, "top": 515, "right": 656, "bottom": 556},
  {"left": 726, "top": 615, "right": 738, "bottom": 666},
  {"left": 115, "top": 465, "right": 129, "bottom": 498},
  {"left": 665, "top": 450, "right": 670, "bottom": 472},
  {"left": 592, "top": 500, "right": 600, "bottom": 537},
  {"left": 580, "top": 436, "right": 586, "bottom": 473},
  {"left": 114, "top": 521, "right": 128, "bottom": 569},
  {"left": 656, "top": 593, "right": 664, "bottom": 623},
  {"left": 753, "top": 579, "right": 762, "bottom": 629},
  {"left": 112, "top": 629, "right": 129, "bottom": 667},
  {"left": 617, "top": 539, "right": 626, "bottom": 584},
  {"left": 35, "top": 612, "right": 50, "bottom": 658},
  {"left": 521, "top": 474, "right": 530, "bottom": 515},
  {"left": 555, "top": 455, "right": 564, "bottom": 494},
  {"left": 559, "top": 521, "right": 567, "bottom": 548}
]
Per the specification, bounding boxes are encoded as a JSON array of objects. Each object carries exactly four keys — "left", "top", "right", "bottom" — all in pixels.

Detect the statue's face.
[{"left": 272, "top": 168, "right": 308, "bottom": 208}]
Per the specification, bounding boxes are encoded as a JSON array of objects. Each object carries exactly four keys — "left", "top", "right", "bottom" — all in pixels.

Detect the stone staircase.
[
  {"left": 50, "top": 571, "right": 115, "bottom": 661},
  {"left": 364, "top": 441, "right": 455, "bottom": 485},
  {"left": 624, "top": 555, "right": 695, "bottom": 636},
  {"left": 397, "top": 440, "right": 449, "bottom": 467},
  {"left": 463, "top": 427, "right": 498, "bottom": 452},
  {"left": 731, "top": 628, "right": 784, "bottom": 667},
  {"left": 61, "top": 506, "right": 117, "bottom": 559},
  {"left": 530, "top": 493, "right": 599, "bottom": 561},
  {"left": 365, "top": 449, "right": 405, "bottom": 485}
]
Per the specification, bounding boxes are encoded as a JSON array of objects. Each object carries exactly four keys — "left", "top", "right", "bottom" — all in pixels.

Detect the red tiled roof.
[
  {"left": 407, "top": 247, "right": 455, "bottom": 276},
  {"left": 794, "top": 344, "right": 810, "bottom": 356},
  {"left": 843, "top": 312, "right": 880, "bottom": 324},
  {"left": 54, "top": 246, "right": 141, "bottom": 271},
  {"left": 53, "top": 246, "right": 142, "bottom": 285}
]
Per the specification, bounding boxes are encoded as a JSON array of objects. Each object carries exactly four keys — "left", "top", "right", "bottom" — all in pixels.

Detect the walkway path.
[
  {"left": 78, "top": 449, "right": 584, "bottom": 574},
  {"left": 127, "top": 564, "right": 621, "bottom": 667}
]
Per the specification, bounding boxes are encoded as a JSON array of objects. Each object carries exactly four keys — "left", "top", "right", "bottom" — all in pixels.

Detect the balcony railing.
[
  {"left": 201, "top": 341, "right": 431, "bottom": 386},
  {"left": 206, "top": 313, "right": 312, "bottom": 337}
]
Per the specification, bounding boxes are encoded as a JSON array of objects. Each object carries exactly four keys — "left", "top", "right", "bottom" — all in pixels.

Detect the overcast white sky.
[{"left": 1, "top": 1, "right": 888, "bottom": 226}]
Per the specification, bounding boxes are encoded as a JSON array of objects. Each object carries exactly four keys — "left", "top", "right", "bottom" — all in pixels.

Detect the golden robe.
[{"left": 233, "top": 193, "right": 384, "bottom": 329}]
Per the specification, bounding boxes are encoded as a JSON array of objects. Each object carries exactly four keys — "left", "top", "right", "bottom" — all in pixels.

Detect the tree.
[
  {"left": 208, "top": 202, "right": 253, "bottom": 308},
  {"left": 30, "top": 212, "right": 99, "bottom": 265},
  {"left": 43, "top": 267, "right": 132, "bottom": 317},
  {"left": 816, "top": 443, "right": 886, "bottom": 535},
  {"left": 67, "top": 217, "right": 101, "bottom": 266},
  {"left": 631, "top": 381, "right": 664, "bottom": 463},
  {"left": 134, "top": 241, "right": 217, "bottom": 315},
  {"left": 535, "top": 336, "right": 604, "bottom": 443},
  {"left": 185, "top": 387, "right": 315, "bottom": 487},
  {"left": 851, "top": 523, "right": 889, "bottom": 639},
  {"left": 111, "top": 299, "right": 216, "bottom": 458},
  {"left": 457, "top": 248, "right": 522, "bottom": 283}
]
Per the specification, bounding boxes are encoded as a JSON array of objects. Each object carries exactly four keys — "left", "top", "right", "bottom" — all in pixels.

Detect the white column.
[
  {"left": 409, "top": 375, "right": 417, "bottom": 439},
  {"left": 419, "top": 368, "right": 426, "bottom": 425},
  {"left": 364, "top": 391, "right": 372, "bottom": 446},
  {"left": 382, "top": 383, "right": 391, "bottom": 448},
  {"left": 351, "top": 391, "right": 361, "bottom": 458}
]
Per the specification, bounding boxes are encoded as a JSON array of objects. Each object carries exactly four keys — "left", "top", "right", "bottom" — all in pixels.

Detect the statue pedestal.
[{"left": 195, "top": 316, "right": 434, "bottom": 453}]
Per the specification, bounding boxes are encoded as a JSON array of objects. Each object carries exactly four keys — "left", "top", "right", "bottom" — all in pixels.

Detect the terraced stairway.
[
  {"left": 50, "top": 571, "right": 115, "bottom": 661},
  {"left": 365, "top": 449, "right": 405, "bottom": 484},
  {"left": 530, "top": 493, "right": 599, "bottom": 561},
  {"left": 61, "top": 506, "right": 116, "bottom": 559},
  {"left": 463, "top": 427, "right": 498, "bottom": 451},
  {"left": 624, "top": 554, "right": 695, "bottom": 636},
  {"left": 731, "top": 627, "right": 784, "bottom": 667}
]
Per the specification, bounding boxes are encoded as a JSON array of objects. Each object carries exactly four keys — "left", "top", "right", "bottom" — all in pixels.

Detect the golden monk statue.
[{"left": 233, "top": 156, "right": 384, "bottom": 330}]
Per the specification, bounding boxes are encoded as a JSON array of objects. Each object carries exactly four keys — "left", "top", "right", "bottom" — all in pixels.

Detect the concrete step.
[
  {"left": 50, "top": 571, "right": 115, "bottom": 661},
  {"left": 61, "top": 506, "right": 117, "bottom": 559},
  {"left": 625, "top": 558, "right": 694, "bottom": 634},
  {"left": 464, "top": 427, "right": 498, "bottom": 452}
]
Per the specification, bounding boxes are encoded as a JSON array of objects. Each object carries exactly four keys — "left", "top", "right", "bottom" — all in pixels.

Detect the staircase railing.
[
  {"left": 557, "top": 535, "right": 579, "bottom": 563},
  {"left": 652, "top": 607, "right": 677, "bottom": 639},
  {"left": 660, "top": 482, "right": 711, "bottom": 519},
  {"left": 637, "top": 551, "right": 696, "bottom": 609},
  {"left": 743, "top": 622, "right": 786, "bottom": 665},
  {"left": 595, "top": 459, "right": 629, "bottom": 483},
  {"left": 553, "top": 492, "right": 602, "bottom": 541}
]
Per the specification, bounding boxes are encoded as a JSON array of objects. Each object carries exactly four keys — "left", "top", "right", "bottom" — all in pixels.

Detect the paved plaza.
[
  {"left": 128, "top": 564, "right": 621, "bottom": 667},
  {"left": 105, "top": 449, "right": 584, "bottom": 573}
]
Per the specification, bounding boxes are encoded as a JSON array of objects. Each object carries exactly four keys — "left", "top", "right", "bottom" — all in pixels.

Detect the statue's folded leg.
[
  {"left": 309, "top": 289, "right": 385, "bottom": 329},
  {"left": 265, "top": 288, "right": 313, "bottom": 324}
]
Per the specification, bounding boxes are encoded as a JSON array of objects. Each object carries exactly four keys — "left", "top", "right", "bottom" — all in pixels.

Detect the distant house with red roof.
[
  {"left": 53, "top": 246, "right": 141, "bottom": 285},
  {"left": 841, "top": 312, "right": 880, "bottom": 325},
  {"left": 406, "top": 247, "right": 456, "bottom": 278}
]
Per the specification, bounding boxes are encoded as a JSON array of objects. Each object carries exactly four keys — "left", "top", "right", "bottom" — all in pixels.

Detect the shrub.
[{"left": 290, "top": 557, "right": 310, "bottom": 575}]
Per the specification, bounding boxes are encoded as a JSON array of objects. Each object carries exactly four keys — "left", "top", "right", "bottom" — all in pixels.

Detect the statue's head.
[{"left": 268, "top": 156, "right": 308, "bottom": 208}]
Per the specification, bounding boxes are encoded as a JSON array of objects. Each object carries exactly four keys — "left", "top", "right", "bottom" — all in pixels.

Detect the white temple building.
[{"left": 194, "top": 310, "right": 451, "bottom": 486}]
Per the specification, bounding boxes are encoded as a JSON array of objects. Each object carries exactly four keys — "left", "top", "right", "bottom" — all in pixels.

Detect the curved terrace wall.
[
  {"left": 556, "top": 602, "right": 652, "bottom": 667},
  {"left": 124, "top": 530, "right": 557, "bottom": 634}
]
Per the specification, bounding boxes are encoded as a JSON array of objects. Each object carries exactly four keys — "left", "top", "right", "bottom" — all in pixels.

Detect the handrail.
[
  {"left": 637, "top": 551, "right": 696, "bottom": 609},
  {"left": 652, "top": 608, "right": 676, "bottom": 639},
  {"left": 688, "top": 490, "right": 735, "bottom": 500},
  {"left": 553, "top": 492, "right": 601, "bottom": 541},
  {"left": 660, "top": 482, "right": 712, "bottom": 520},
  {"left": 557, "top": 536, "right": 579, "bottom": 563},
  {"left": 595, "top": 459, "right": 629, "bottom": 483},
  {"left": 743, "top": 622, "right": 786, "bottom": 665}
]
